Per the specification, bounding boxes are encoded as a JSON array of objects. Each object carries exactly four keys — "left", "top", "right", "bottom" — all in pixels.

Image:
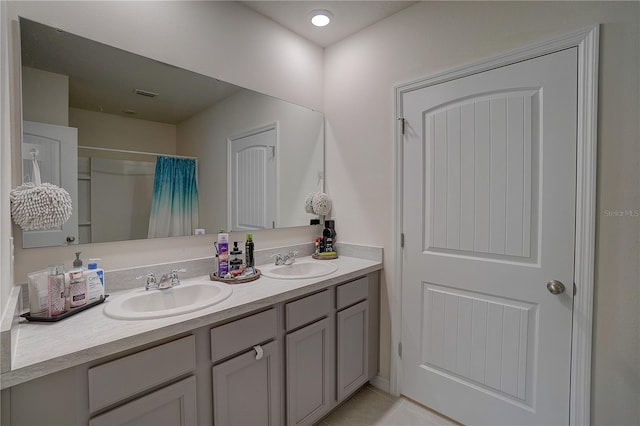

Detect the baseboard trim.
[{"left": 369, "top": 375, "right": 390, "bottom": 394}]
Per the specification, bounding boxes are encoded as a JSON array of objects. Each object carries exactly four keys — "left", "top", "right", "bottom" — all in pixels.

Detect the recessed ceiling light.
[{"left": 310, "top": 9, "right": 332, "bottom": 27}]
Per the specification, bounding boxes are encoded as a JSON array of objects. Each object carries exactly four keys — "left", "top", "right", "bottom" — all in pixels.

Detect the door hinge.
[
  {"left": 573, "top": 282, "right": 577, "bottom": 296},
  {"left": 398, "top": 342, "right": 402, "bottom": 359},
  {"left": 400, "top": 233, "right": 405, "bottom": 248},
  {"left": 398, "top": 117, "right": 406, "bottom": 135}
]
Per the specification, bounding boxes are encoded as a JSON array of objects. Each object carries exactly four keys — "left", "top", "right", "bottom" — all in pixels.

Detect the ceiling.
[
  {"left": 241, "top": 1, "right": 418, "bottom": 47},
  {"left": 21, "top": 18, "right": 242, "bottom": 124}
]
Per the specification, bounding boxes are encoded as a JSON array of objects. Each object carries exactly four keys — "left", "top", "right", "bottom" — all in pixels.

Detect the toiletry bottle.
[
  {"left": 230, "top": 241, "right": 243, "bottom": 271},
  {"left": 68, "top": 269, "right": 87, "bottom": 308},
  {"left": 322, "top": 228, "right": 331, "bottom": 252},
  {"left": 217, "top": 230, "right": 229, "bottom": 277},
  {"left": 47, "top": 264, "right": 66, "bottom": 317},
  {"left": 86, "top": 259, "right": 105, "bottom": 302},
  {"left": 27, "top": 269, "right": 49, "bottom": 316},
  {"left": 245, "top": 234, "right": 255, "bottom": 268},
  {"left": 213, "top": 242, "right": 219, "bottom": 276},
  {"left": 73, "top": 251, "right": 83, "bottom": 269},
  {"left": 65, "top": 252, "right": 86, "bottom": 308}
]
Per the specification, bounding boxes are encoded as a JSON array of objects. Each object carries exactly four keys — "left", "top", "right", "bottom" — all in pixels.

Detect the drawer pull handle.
[{"left": 253, "top": 345, "right": 264, "bottom": 360}]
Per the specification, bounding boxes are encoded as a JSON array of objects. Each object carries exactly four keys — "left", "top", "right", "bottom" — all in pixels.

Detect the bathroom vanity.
[{"left": 1, "top": 255, "right": 381, "bottom": 425}]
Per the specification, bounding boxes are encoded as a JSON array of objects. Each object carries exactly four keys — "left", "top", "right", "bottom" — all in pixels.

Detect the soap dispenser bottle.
[{"left": 67, "top": 252, "right": 87, "bottom": 308}]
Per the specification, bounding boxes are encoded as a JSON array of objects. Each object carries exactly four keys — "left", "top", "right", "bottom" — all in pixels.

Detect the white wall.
[
  {"left": 21, "top": 67, "right": 68, "bottom": 126},
  {"left": 70, "top": 107, "right": 177, "bottom": 156},
  {"left": 4, "top": 1, "right": 324, "bottom": 284},
  {"left": 0, "top": 0, "right": 14, "bottom": 318},
  {"left": 9, "top": 1, "right": 323, "bottom": 112},
  {"left": 324, "top": 2, "right": 639, "bottom": 424},
  {"left": 177, "top": 89, "right": 324, "bottom": 233}
]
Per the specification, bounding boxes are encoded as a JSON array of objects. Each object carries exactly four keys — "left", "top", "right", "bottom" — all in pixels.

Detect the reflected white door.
[
  {"left": 22, "top": 121, "right": 78, "bottom": 248},
  {"left": 228, "top": 124, "right": 277, "bottom": 231},
  {"left": 401, "top": 48, "right": 577, "bottom": 425}
]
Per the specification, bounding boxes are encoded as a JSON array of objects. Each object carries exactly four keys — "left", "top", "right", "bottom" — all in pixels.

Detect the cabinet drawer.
[
  {"left": 210, "top": 308, "right": 277, "bottom": 363},
  {"left": 285, "top": 289, "right": 331, "bottom": 331},
  {"left": 88, "top": 335, "right": 196, "bottom": 413},
  {"left": 336, "top": 276, "right": 368, "bottom": 310},
  {"left": 89, "top": 376, "right": 197, "bottom": 426}
]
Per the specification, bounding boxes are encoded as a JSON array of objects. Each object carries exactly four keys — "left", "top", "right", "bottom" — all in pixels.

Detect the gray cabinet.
[
  {"left": 337, "top": 300, "right": 369, "bottom": 401},
  {"left": 89, "top": 376, "right": 197, "bottom": 426},
  {"left": 5, "top": 272, "right": 379, "bottom": 426},
  {"left": 286, "top": 316, "right": 334, "bottom": 425},
  {"left": 212, "top": 340, "right": 281, "bottom": 426},
  {"left": 210, "top": 308, "right": 281, "bottom": 425},
  {"left": 285, "top": 290, "right": 335, "bottom": 425}
]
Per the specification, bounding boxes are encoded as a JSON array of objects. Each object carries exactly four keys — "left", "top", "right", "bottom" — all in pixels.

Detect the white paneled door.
[
  {"left": 401, "top": 48, "right": 577, "bottom": 425},
  {"left": 228, "top": 124, "right": 277, "bottom": 231},
  {"left": 22, "top": 121, "right": 78, "bottom": 248}
]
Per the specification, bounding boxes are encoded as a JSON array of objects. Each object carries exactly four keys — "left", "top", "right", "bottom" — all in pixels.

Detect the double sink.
[{"left": 104, "top": 259, "right": 338, "bottom": 320}]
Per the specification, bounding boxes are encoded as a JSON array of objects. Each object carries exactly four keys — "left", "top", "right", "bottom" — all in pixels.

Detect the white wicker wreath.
[
  {"left": 10, "top": 156, "right": 73, "bottom": 231},
  {"left": 11, "top": 182, "right": 73, "bottom": 230},
  {"left": 304, "top": 192, "right": 316, "bottom": 214},
  {"left": 312, "top": 192, "right": 332, "bottom": 216}
]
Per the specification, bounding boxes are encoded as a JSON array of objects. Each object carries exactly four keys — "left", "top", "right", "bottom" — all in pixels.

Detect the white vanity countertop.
[{"left": 1, "top": 255, "right": 382, "bottom": 389}]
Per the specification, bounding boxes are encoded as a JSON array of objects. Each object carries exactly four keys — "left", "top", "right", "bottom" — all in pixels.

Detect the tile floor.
[{"left": 316, "top": 384, "right": 461, "bottom": 426}]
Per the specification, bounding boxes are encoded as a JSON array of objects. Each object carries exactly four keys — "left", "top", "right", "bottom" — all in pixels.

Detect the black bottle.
[
  {"left": 230, "top": 241, "right": 243, "bottom": 271},
  {"left": 245, "top": 233, "right": 255, "bottom": 268}
]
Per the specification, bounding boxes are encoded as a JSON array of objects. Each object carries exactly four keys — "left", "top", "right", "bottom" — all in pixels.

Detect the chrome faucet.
[
  {"left": 137, "top": 268, "right": 186, "bottom": 290},
  {"left": 272, "top": 250, "right": 298, "bottom": 266}
]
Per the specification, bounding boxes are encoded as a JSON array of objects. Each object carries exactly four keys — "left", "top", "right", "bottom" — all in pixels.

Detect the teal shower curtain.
[{"left": 147, "top": 156, "right": 199, "bottom": 238}]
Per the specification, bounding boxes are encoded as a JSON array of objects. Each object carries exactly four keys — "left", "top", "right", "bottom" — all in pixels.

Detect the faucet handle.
[
  {"left": 287, "top": 250, "right": 299, "bottom": 263},
  {"left": 137, "top": 273, "right": 158, "bottom": 290},
  {"left": 271, "top": 253, "right": 284, "bottom": 265},
  {"left": 169, "top": 268, "right": 186, "bottom": 286}
]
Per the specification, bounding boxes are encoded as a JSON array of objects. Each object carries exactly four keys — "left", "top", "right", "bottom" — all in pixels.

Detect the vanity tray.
[
  {"left": 210, "top": 269, "right": 261, "bottom": 284},
  {"left": 312, "top": 253, "right": 339, "bottom": 260},
  {"left": 20, "top": 294, "right": 110, "bottom": 322}
]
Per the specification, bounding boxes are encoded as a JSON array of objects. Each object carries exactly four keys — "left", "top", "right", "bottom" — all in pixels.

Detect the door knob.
[
  {"left": 66, "top": 236, "right": 76, "bottom": 243},
  {"left": 546, "top": 280, "right": 566, "bottom": 295}
]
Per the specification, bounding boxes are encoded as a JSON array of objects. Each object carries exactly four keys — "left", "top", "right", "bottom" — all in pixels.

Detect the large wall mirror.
[{"left": 19, "top": 17, "right": 324, "bottom": 248}]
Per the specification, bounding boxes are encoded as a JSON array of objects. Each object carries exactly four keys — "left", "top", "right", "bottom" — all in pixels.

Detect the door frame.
[{"left": 392, "top": 26, "right": 599, "bottom": 426}]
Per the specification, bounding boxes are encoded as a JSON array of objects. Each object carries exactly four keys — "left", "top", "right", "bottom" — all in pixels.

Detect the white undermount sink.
[
  {"left": 104, "top": 280, "right": 232, "bottom": 320},
  {"left": 260, "top": 260, "right": 338, "bottom": 280}
]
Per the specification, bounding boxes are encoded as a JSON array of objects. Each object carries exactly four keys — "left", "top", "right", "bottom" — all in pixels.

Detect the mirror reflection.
[{"left": 19, "top": 18, "right": 324, "bottom": 248}]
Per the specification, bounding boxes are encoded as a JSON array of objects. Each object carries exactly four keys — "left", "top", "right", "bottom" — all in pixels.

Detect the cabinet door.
[
  {"left": 89, "top": 376, "right": 197, "bottom": 426},
  {"left": 286, "top": 317, "right": 334, "bottom": 425},
  {"left": 337, "top": 300, "right": 369, "bottom": 401},
  {"left": 212, "top": 340, "right": 281, "bottom": 426}
]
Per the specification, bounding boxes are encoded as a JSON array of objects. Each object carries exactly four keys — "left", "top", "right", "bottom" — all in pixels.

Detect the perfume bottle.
[{"left": 47, "top": 264, "right": 66, "bottom": 317}]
